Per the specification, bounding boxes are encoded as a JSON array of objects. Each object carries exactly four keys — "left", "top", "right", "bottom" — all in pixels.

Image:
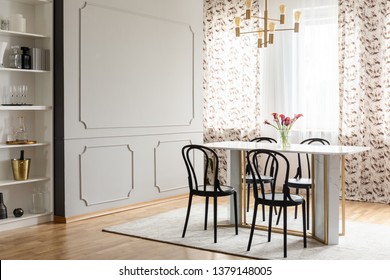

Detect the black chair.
[
  {"left": 276, "top": 138, "right": 330, "bottom": 229},
  {"left": 245, "top": 137, "right": 277, "bottom": 216},
  {"left": 181, "top": 144, "right": 238, "bottom": 243},
  {"left": 246, "top": 149, "right": 307, "bottom": 258}
]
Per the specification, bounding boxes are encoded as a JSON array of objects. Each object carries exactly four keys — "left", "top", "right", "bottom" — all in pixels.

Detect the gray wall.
[{"left": 55, "top": 0, "right": 203, "bottom": 218}]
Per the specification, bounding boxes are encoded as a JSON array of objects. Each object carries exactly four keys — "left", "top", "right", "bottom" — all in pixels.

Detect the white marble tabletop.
[{"left": 205, "top": 141, "right": 370, "bottom": 155}]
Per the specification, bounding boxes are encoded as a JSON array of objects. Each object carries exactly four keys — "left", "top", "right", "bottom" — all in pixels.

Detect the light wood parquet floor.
[{"left": 0, "top": 196, "right": 389, "bottom": 260}]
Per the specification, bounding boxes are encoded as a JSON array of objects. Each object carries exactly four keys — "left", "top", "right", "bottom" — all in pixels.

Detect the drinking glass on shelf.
[
  {"left": 9, "top": 85, "right": 16, "bottom": 104},
  {"left": 21, "top": 85, "right": 28, "bottom": 104},
  {"left": 16, "top": 85, "right": 23, "bottom": 104},
  {"left": 2, "top": 85, "right": 10, "bottom": 104}
]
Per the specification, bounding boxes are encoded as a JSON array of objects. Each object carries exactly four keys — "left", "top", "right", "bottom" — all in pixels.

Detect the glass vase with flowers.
[{"left": 264, "top": 113, "right": 303, "bottom": 148}]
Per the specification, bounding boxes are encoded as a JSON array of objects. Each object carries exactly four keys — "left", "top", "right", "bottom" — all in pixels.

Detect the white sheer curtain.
[{"left": 260, "top": 0, "right": 339, "bottom": 144}]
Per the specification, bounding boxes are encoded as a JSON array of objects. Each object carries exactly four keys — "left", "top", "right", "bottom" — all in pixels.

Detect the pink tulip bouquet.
[{"left": 264, "top": 113, "right": 303, "bottom": 147}]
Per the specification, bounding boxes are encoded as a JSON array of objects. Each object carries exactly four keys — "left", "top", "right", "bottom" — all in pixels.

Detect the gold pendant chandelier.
[{"left": 235, "top": 0, "right": 301, "bottom": 48}]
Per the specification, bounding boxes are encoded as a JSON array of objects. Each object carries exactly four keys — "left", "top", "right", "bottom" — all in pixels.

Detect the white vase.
[{"left": 0, "top": 41, "right": 8, "bottom": 67}]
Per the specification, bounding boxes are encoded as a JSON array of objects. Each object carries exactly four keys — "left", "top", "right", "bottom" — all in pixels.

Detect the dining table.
[{"left": 205, "top": 141, "right": 370, "bottom": 245}]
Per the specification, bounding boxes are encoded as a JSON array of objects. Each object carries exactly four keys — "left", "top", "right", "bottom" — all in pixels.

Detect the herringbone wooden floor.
[{"left": 0, "top": 196, "right": 389, "bottom": 260}]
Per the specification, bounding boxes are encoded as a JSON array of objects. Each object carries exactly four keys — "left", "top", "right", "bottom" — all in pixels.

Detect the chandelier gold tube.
[
  {"left": 235, "top": 17, "right": 241, "bottom": 36},
  {"left": 268, "top": 22, "right": 275, "bottom": 44},
  {"left": 258, "top": 29, "right": 263, "bottom": 48},
  {"left": 294, "top": 11, "right": 301, "bottom": 32},
  {"left": 279, "top": 4, "right": 286, "bottom": 24},
  {"left": 246, "top": 0, "right": 251, "bottom": 19}
]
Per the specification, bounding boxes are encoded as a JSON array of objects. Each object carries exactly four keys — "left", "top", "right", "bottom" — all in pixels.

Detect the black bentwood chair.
[
  {"left": 246, "top": 149, "right": 307, "bottom": 258},
  {"left": 245, "top": 137, "right": 277, "bottom": 215},
  {"left": 181, "top": 144, "right": 238, "bottom": 243},
  {"left": 276, "top": 138, "right": 330, "bottom": 229}
]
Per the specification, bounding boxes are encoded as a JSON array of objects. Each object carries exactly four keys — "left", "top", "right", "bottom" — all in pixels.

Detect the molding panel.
[
  {"left": 80, "top": 144, "right": 134, "bottom": 206},
  {"left": 154, "top": 139, "right": 191, "bottom": 192},
  {"left": 80, "top": 2, "right": 194, "bottom": 129}
]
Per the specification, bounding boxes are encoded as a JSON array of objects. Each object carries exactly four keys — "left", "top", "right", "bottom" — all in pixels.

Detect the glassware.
[
  {"left": 21, "top": 85, "right": 28, "bottom": 104},
  {"left": 9, "top": 85, "right": 16, "bottom": 104},
  {"left": 277, "top": 128, "right": 290, "bottom": 149},
  {"left": 9, "top": 46, "right": 22, "bottom": 69},
  {"left": 1, "top": 19, "right": 9, "bottom": 30},
  {"left": 30, "top": 186, "right": 46, "bottom": 214},
  {"left": 2, "top": 85, "right": 9, "bottom": 104},
  {"left": 14, "top": 116, "right": 28, "bottom": 142},
  {"left": 0, "top": 41, "right": 8, "bottom": 67}
]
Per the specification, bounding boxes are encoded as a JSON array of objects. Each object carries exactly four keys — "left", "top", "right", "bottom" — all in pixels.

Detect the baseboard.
[{"left": 54, "top": 194, "right": 187, "bottom": 223}]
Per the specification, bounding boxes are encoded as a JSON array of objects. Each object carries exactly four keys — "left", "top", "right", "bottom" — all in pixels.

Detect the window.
[{"left": 261, "top": 0, "right": 339, "bottom": 141}]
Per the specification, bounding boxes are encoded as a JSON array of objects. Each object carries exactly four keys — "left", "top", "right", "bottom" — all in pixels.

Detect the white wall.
[{"left": 62, "top": 0, "right": 203, "bottom": 218}]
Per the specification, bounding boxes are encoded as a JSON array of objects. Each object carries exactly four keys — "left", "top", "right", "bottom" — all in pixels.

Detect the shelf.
[
  {"left": 8, "top": 0, "right": 52, "bottom": 5},
  {"left": 0, "top": 177, "right": 50, "bottom": 187},
  {"left": 0, "top": 142, "right": 49, "bottom": 149},
  {"left": 0, "top": 67, "right": 49, "bottom": 73},
  {"left": 0, "top": 105, "right": 52, "bottom": 111},
  {"left": 0, "top": 29, "right": 50, "bottom": 39},
  {"left": 0, "top": 211, "right": 52, "bottom": 226}
]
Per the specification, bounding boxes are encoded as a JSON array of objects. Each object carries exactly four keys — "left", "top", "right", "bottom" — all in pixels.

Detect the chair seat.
[
  {"left": 288, "top": 177, "right": 311, "bottom": 187},
  {"left": 245, "top": 174, "right": 274, "bottom": 183},
  {"left": 193, "top": 185, "right": 236, "bottom": 196},
  {"left": 259, "top": 193, "right": 304, "bottom": 206}
]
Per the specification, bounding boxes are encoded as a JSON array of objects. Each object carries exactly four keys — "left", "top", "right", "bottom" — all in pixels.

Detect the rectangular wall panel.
[{"left": 80, "top": 3, "right": 194, "bottom": 129}]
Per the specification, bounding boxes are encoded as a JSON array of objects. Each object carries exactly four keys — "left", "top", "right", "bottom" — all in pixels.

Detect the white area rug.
[{"left": 103, "top": 204, "right": 390, "bottom": 260}]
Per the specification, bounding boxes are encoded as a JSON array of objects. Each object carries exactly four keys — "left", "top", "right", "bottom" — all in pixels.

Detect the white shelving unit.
[{"left": 0, "top": 0, "right": 53, "bottom": 231}]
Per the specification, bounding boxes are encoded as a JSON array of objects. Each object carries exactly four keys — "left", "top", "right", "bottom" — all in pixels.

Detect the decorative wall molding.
[
  {"left": 79, "top": 2, "right": 195, "bottom": 129},
  {"left": 79, "top": 144, "right": 134, "bottom": 206},
  {"left": 154, "top": 139, "right": 191, "bottom": 192}
]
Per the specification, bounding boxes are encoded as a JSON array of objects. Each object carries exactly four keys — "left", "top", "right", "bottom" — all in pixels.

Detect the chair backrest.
[
  {"left": 247, "top": 149, "right": 291, "bottom": 201},
  {"left": 182, "top": 144, "right": 220, "bottom": 193},
  {"left": 296, "top": 138, "right": 330, "bottom": 179},
  {"left": 246, "top": 137, "right": 277, "bottom": 176},
  {"left": 250, "top": 137, "right": 277, "bottom": 144}
]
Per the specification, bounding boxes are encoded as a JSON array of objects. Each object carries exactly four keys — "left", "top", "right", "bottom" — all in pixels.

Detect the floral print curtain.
[
  {"left": 203, "top": 0, "right": 261, "bottom": 143},
  {"left": 203, "top": 0, "right": 261, "bottom": 181},
  {"left": 339, "top": 0, "right": 390, "bottom": 203}
]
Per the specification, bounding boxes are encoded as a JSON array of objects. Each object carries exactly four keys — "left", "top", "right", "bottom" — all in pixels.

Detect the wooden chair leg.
[
  {"left": 247, "top": 203, "right": 258, "bottom": 251},
  {"left": 268, "top": 205, "right": 273, "bottom": 242},
  {"left": 262, "top": 205, "right": 266, "bottom": 221},
  {"left": 276, "top": 206, "right": 282, "bottom": 225},
  {"left": 247, "top": 183, "right": 251, "bottom": 212},
  {"left": 204, "top": 196, "right": 209, "bottom": 230},
  {"left": 213, "top": 196, "right": 217, "bottom": 243},
  {"left": 182, "top": 194, "right": 193, "bottom": 238},
  {"left": 283, "top": 205, "right": 287, "bottom": 258},
  {"left": 294, "top": 188, "right": 299, "bottom": 219},
  {"left": 233, "top": 192, "right": 238, "bottom": 235},
  {"left": 302, "top": 202, "right": 307, "bottom": 248},
  {"left": 306, "top": 188, "right": 310, "bottom": 230}
]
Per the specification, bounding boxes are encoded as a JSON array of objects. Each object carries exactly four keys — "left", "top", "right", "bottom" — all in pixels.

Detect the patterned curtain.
[
  {"left": 203, "top": 0, "right": 262, "bottom": 182},
  {"left": 339, "top": 0, "right": 390, "bottom": 203},
  {"left": 203, "top": 0, "right": 261, "bottom": 143}
]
